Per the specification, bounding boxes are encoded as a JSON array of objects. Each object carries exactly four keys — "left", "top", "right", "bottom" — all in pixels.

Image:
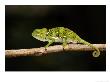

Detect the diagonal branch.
[{"left": 5, "top": 44, "right": 106, "bottom": 57}]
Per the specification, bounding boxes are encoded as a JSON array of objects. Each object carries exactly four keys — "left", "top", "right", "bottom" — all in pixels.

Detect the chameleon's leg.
[
  {"left": 42, "top": 41, "right": 53, "bottom": 56},
  {"left": 43, "top": 40, "right": 54, "bottom": 56},
  {"left": 42, "top": 40, "right": 53, "bottom": 56},
  {"left": 45, "top": 40, "right": 54, "bottom": 48},
  {"left": 62, "top": 38, "right": 68, "bottom": 48}
]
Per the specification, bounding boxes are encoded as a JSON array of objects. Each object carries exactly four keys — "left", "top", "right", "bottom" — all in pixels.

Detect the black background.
[{"left": 5, "top": 5, "right": 106, "bottom": 71}]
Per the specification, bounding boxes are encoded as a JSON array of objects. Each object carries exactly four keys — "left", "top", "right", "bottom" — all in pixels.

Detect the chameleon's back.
[{"left": 47, "top": 27, "right": 79, "bottom": 43}]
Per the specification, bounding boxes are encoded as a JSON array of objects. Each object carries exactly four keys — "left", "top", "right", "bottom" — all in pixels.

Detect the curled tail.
[{"left": 78, "top": 38, "right": 100, "bottom": 57}]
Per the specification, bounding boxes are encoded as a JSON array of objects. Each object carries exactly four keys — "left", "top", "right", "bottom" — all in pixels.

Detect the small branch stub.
[{"left": 5, "top": 44, "right": 106, "bottom": 57}]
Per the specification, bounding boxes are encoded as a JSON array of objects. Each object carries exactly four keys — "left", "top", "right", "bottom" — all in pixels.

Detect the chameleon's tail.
[{"left": 78, "top": 38, "right": 100, "bottom": 57}]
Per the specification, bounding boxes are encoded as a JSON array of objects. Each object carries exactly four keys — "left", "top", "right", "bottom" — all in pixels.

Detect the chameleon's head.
[{"left": 32, "top": 28, "right": 47, "bottom": 41}]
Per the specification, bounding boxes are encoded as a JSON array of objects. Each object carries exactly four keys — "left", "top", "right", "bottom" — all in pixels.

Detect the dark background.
[{"left": 5, "top": 5, "right": 106, "bottom": 71}]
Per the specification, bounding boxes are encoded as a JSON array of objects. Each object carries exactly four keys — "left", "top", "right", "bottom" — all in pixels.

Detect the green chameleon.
[{"left": 32, "top": 27, "right": 100, "bottom": 57}]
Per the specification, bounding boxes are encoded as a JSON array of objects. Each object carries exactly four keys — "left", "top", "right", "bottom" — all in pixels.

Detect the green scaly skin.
[{"left": 32, "top": 27, "right": 100, "bottom": 57}]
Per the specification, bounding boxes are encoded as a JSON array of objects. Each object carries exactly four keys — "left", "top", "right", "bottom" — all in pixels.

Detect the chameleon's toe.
[
  {"left": 45, "top": 47, "right": 47, "bottom": 51},
  {"left": 62, "top": 44, "right": 68, "bottom": 50},
  {"left": 44, "top": 46, "right": 48, "bottom": 51}
]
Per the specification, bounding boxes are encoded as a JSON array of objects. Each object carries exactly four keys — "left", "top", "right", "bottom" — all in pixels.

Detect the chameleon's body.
[{"left": 32, "top": 27, "right": 100, "bottom": 57}]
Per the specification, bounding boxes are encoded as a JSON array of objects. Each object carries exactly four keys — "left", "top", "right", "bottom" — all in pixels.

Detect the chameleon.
[{"left": 32, "top": 27, "right": 100, "bottom": 57}]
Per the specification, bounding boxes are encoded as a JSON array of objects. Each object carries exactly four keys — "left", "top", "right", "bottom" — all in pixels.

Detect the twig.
[{"left": 5, "top": 44, "right": 106, "bottom": 57}]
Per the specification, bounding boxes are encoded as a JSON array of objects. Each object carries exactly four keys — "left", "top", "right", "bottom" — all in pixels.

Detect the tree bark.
[{"left": 5, "top": 44, "right": 106, "bottom": 57}]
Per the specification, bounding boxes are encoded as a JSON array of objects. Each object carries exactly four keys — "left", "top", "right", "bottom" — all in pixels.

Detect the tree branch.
[{"left": 5, "top": 44, "right": 106, "bottom": 57}]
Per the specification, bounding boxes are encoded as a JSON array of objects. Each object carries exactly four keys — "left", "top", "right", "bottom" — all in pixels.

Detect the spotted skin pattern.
[{"left": 32, "top": 27, "right": 100, "bottom": 57}]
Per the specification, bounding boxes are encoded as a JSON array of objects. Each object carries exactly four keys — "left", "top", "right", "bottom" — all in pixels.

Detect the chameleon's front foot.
[
  {"left": 42, "top": 46, "right": 48, "bottom": 56},
  {"left": 62, "top": 42, "right": 68, "bottom": 50},
  {"left": 44, "top": 41, "right": 53, "bottom": 53},
  {"left": 44, "top": 45, "right": 48, "bottom": 50}
]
